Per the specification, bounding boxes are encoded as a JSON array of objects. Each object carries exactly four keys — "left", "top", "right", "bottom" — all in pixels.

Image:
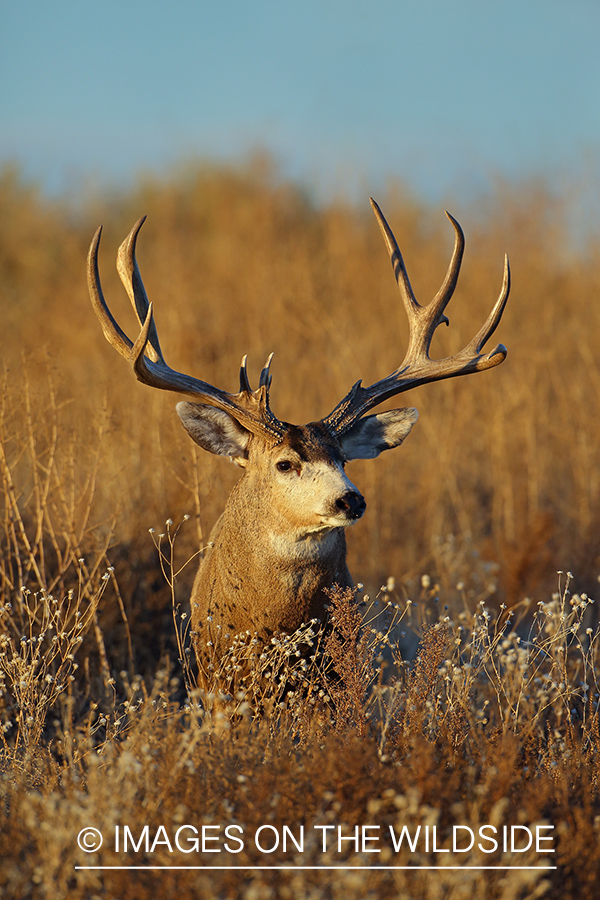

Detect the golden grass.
[{"left": 1, "top": 159, "right": 599, "bottom": 897}]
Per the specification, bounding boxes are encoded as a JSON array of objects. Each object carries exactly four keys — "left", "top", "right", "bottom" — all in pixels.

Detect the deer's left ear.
[{"left": 339, "top": 408, "right": 418, "bottom": 460}]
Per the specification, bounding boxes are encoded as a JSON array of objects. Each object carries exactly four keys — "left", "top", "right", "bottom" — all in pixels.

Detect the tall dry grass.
[
  {"left": 1, "top": 158, "right": 599, "bottom": 897},
  {"left": 2, "top": 158, "right": 600, "bottom": 604}
]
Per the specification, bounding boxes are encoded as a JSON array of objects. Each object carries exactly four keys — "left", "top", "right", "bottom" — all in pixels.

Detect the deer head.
[{"left": 87, "top": 200, "right": 509, "bottom": 671}]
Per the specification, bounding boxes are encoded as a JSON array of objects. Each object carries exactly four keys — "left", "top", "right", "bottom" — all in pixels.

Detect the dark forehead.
[{"left": 279, "top": 422, "right": 343, "bottom": 463}]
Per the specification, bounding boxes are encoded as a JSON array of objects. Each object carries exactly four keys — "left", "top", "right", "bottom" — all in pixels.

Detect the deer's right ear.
[{"left": 176, "top": 402, "right": 251, "bottom": 466}]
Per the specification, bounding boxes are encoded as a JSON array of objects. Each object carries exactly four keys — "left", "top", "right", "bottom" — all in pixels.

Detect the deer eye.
[{"left": 276, "top": 460, "right": 294, "bottom": 473}]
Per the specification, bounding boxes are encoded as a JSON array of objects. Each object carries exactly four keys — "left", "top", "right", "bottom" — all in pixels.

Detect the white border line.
[{"left": 75, "top": 865, "right": 557, "bottom": 871}]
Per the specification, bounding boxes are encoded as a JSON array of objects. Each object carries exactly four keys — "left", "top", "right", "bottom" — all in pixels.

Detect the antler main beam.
[
  {"left": 87, "top": 218, "right": 287, "bottom": 441},
  {"left": 88, "top": 204, "right": 509, "bottom": 445},
  {"left": 323, "top": 200, "right": 510, "bottom": 435}
]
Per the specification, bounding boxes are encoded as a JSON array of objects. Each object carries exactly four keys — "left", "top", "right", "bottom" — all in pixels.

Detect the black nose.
[{"left": 335, "top": 490, "right": 366, "bottom": 519}]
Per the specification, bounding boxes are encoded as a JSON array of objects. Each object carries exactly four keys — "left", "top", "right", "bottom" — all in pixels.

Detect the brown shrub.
[{"left": 1, "top": 160, "right": 600, "bottom": 897}]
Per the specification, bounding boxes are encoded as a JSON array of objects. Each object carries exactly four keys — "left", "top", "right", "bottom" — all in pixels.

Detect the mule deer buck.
[{"left": 87, "top": 200, "right": 510, "bottom": 675}]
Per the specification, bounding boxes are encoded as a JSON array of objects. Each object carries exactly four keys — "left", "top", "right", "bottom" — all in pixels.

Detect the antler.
[
  {"left": 87, "top": 218, "right": 287, "bottom": 441},
  {"left": 323, "top": 199, "right": 510, "bottom": 435}
]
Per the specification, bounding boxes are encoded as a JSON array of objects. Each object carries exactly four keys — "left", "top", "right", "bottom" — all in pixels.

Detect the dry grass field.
[{"left": 1, "top": 158, "right": 599, "bottom": 898}]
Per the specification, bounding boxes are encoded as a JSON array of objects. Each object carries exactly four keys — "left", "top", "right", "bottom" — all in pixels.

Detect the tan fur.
[
  {"left": 189, "top": 425, "right": 357, "bottom": 664},
  {"left": 87, "top": 206, "right": 509, "bottom": 681}
]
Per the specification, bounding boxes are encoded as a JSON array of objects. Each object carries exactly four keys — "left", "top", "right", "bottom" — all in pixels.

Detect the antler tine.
[
  {"left": 322, "top": 201, "right": 510, "bottom": 436},
  {"left": 430, "top": 212, "right": 465, "bottom": 324},
  {"left": 129, "top": 303, "right": 171, "bottom": 390},
  {"left": 370, "top": 198, "right": 420, "bottom": 318},
  {"left": 259, "top": 352, "right": 275, "bottom": 389},
  {"left": 88, "top": 220, "right": 288, "bottom": 442},
  {"left": 466, "top": 254, "right": 511, "bottom": 359},
  {"left": 87, "top": 226, "right": 134, "bottom": 361},
  {"left": 239, "top": 355, "right": 252, "bottom": 393},
  {"left": 116, "top": 217, "right": 164, "bottom": 365},
  {"left": 370, "top": 200, "right": 465, "bottom": 365}
]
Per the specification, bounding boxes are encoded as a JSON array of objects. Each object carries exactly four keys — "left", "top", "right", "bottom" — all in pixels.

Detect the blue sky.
[{"left": 2, "top": 0, "right": 599, "bottom": 205}]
